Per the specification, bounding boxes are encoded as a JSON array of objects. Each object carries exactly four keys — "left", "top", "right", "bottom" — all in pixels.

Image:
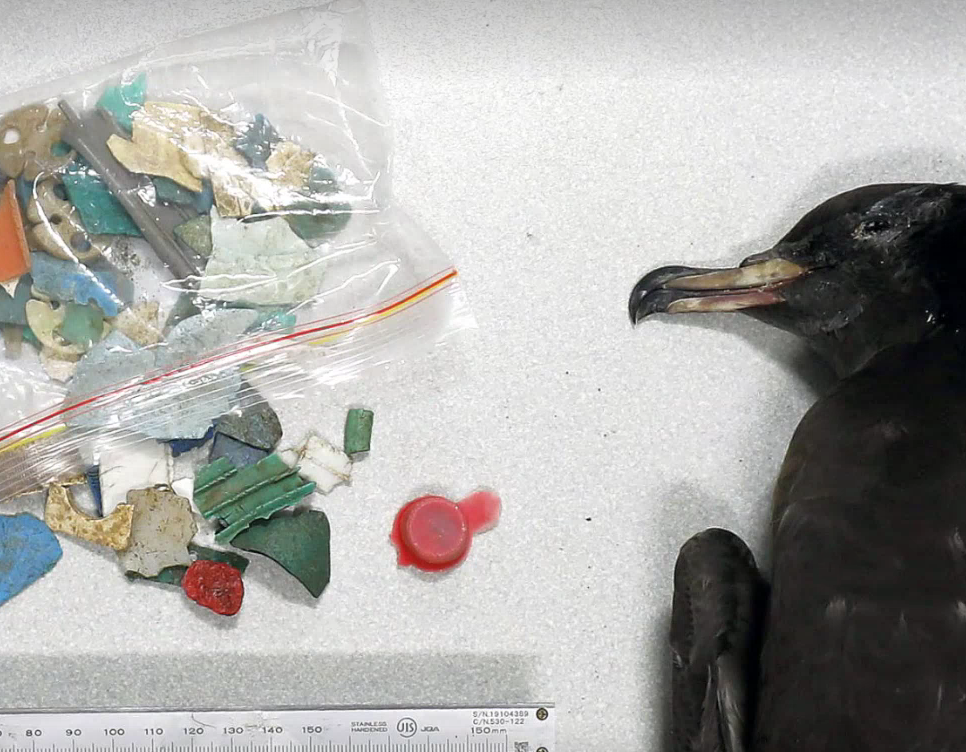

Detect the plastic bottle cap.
[{"left": 401, "top": 496, "right": 470, "bottom": 566}]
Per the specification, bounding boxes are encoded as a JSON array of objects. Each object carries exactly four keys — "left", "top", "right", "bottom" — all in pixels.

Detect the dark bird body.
[{"left": 630, "top": 183, "right": 966, "bottom": 750}]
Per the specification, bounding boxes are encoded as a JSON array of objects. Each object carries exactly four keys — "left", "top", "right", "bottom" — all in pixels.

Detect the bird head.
[{"left": 629, "top": 183, "right": 966, "bottom": 377}]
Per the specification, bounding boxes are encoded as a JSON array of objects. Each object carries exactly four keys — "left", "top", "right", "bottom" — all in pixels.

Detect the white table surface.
[{"left": 2, "top": 1, "right": 965, "bottom": 749}]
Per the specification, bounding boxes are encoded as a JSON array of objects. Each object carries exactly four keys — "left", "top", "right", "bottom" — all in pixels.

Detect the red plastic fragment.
[
  {"left": 182, "top": 560, "right": 244, "bottom": 615},
  {"left": 391, "top": 490, "right": 501, "bottom": 572}
]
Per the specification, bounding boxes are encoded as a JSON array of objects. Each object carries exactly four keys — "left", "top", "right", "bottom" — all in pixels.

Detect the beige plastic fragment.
[
  {"left": 40, "top": 348, "right": 78, "bottom": 382},
  {"left": 44, "top": 484, "right": 134, "bottom": 551},
  {"left": 27, "top": 179, "right": 106, "bottom": 263},
  {"left": 111, "top": 301, "right": 162, "bottom": 346},
  {"left": 118, "top": 486, "right": 197, "bottom": 577},
  {"left": 266, "top": 141, "right": 316, "bottom": 190},
  {"left": 25, "top": 300, "right": 85, "bottom": 359}
]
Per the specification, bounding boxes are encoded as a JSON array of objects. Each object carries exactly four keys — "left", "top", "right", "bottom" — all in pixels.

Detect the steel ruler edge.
[{"left": 0, "top": 705, "right": 555, "bottom": 752}]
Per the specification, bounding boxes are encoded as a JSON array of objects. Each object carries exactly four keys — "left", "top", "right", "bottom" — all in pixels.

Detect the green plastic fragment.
[
  {"left": 97, "top": 72, "right": 147, "bottom": 132},
  {"left": 154, "top": 177, "right": 197, "bottom": 206},
  {"left": 125, "top": 566, "right": 185, "bottom": 587},
  {"left": 284, "top": 199, "right": 352, "bottom": 244},
  {"left": 216, "top": 399, "right": 282, "bottom": 451},
  {"left": 63, "top": 160, "right": 141, "bottom": 236},
  {"left": 173, "top": 215, "right": 212, "bottom": 258},
  {"left": 194, "top": 454, "right": 316, "bottom": 544},
  {"left": 57, "top": 303, "right": 104, "bottom": 349},
  {"left": 306, "top": 164, "right": 341, "bottom": 196},
  {"left": 231, "top": 510, "right": 331, "bottom": 598},
  {"left": 189, "top": 543, "right": 250, "bottom": 574},
  {"left": 344, "top": 408, "right": 374, "bottom": 455}
]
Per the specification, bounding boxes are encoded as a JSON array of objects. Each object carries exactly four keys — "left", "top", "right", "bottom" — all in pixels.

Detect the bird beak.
[{"left": 628, "top": 254, "right": 809, "bottom": 324}]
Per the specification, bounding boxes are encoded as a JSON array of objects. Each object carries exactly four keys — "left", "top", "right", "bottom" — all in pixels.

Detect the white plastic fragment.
[
  {"left": 280, "top": 435, "right": 351, "bottom": 494},
  {"left": 99, "top": 441, "right": 170, "bottom": 515},
  {"left": 40, "top": 349, "right": 78, "bottom": 383},
  {"left": 199, "top": 210, "right": 325, "bottom": 306},
  {"left": 118, "top": 487, "right": 197, "bottom": 577}
]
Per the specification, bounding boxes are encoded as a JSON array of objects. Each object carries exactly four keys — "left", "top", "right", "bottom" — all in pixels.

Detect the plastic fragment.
[
  {"left": 0, "top": 274, "right": 31, "bottom": 325},
  {"left": 30, "top": 252, "right": 133, "bottom": 317},
  {"left": 280, "top": 435, "right": 351, "bottom": 494},
  {"left": 182, "top": 560, "right": 244, "bottom": 616},
  {"left": 266, "top": 141, "right": 316, "bottom": 189},
  {"left": 344, "top": 408, "right": 374, "bottom": 455},
  {"left": 247, "top": 309, "right": 297, "bottom": 333},
  {"left": 194, "top": 453, "right": 316, "bottom": 543},
  {"left": 111, "top": 301, "right": 163, "bottom": 346},
  {"left": 231, "top": 509, "right": 331, "bottom": 598},
  {"left": 40, "top": 349, "right": 79, "bottom": 383},
  {"left": 154, "top": 176, "right": 197, "bottom": 206},
  {"left": 0, "top": 181, "right": 29, "bottom": 282},
  {"left": 168, "top": 425, "right": 215, "bottom": 458},
  {"left": 118, "top": 486, "right": 197, "bottom": 577},
  {"left": 200, "top": 210, "right": 325, "bottom": 306},
  {"left": 96, "top": 72, "right": 147, "bottom": 133},
  {"left": 86, "top": 466, "right": 103, "bottom": 517},
  {"left": 391, "top": 491, "right": 502, "bottom": 573},
  {"left": 62, "top": 161, "right": 142, "bottom": 236},
  {"left": 27, "top": 178, "right": 106, "bottom": 264},
  {"left": 209, "top": 433, "right": 270, "bottom": 468},
  {"left": 0, "top": 104, "right": 73, "bottom": 180},
  {"left": 234, "top": 114, "right": 280, "bottom": 169},
  {"left": 216, "top": 398, "right": 282, "bottom": 451},
  {"left": 58, "top": 303, "right": 104, "bottom": 349},
  {"left": 106, "top": 106, "right": 204, "bottom": 192},
  {"left": 283, "top": 198, "right": 352, "bottom": 245},
  {"left": 21, "top": 326, "right": 39, "bottom": 349},
  {"left": 173, "top": 215, "right": 212, "bottom": 258},
  {"left": 66, "top": 311, "right": 256, "bottom": 439},
  {"left": 2, "top": 325, "right": 22, "bottom": 359},
  {"left": 194, "top": 181, "right": 215, "bottom": 213},
  {"left": 44, "top": 484, "right": 133, "bottom": 551},
  {"left": 25, "top": 300, "right": 86, "bottom": 359},
  {"left": 99, "top": 441, "right": 170, "bottom": 516},
  {"left": 0, "top": 513, "right": 62, "bottom": 607}
]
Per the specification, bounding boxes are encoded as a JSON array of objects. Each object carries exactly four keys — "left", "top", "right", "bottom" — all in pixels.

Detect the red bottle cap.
[{"left": 391, "top": 490, "right": 501, "bottom": 572}]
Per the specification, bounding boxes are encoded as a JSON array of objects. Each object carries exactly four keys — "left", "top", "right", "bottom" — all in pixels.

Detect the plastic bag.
[{"left": 0, "top": 0, "right": 472, "bottom": 499}]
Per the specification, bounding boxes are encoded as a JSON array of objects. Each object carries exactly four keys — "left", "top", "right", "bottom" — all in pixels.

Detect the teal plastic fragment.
[
  {"left": 247, "top": 309, "right": 297, "bottom": 333},
  {"left": 97, "top": 72, "right": 147, "bottom": 132},
  {"left": 234, "top": 114, "right": 280, "bottom": 169},
  {"left": 194, "top": 454, "right": 316, "bottom": 543},
  {"left": 0, "top": 275, "right": 32, "bottom": 326},
  {"left": 63, "top": 160, "right": 141, "bottom": 236},
  {"left": 57, "top": 303, "right": 104, "bottom": 348},
  {"left": 154, "top": 177, "right": 197, "bottom": 206},
  {"left": 21, "top": 327, "right": 39, "bottom": 349}
]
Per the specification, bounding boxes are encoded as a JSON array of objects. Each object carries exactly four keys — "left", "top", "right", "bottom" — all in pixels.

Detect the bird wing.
[{"left": 670, "top": 528, "right": 768, "bottom": 752}]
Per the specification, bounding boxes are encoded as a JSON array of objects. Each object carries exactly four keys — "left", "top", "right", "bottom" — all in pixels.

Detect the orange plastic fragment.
[{"left": 0, "top": 182, "right": 29, "bottom": 283}]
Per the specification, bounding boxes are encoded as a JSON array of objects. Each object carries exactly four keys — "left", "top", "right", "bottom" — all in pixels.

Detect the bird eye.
[{"left": 859, "top": 216, "right": 891, "bottom": 234}]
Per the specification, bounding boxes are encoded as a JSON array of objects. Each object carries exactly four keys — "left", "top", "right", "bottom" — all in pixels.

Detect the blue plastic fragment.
[
  {"left": 97, "top": 72, "right": 147, "bottom": 133},
  {"left": 209, "top": 432, "right": 270, "bottom": 468},
  {"left": 30, "top": 252, "right": 134, "bottom": 317},
  {"left": 86, "top": 466, "right": 103, "bottom": 517},
  {"left": 0, "top": 513, "right": 62, "bottom": 608},
  {"left": 169, "top": 425, "right": 216, "bottom": 458}
]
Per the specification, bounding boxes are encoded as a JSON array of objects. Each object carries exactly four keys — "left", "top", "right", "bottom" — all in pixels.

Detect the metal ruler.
[{"left": 0, "top": 707, "right": 554, "bottom": 752}]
